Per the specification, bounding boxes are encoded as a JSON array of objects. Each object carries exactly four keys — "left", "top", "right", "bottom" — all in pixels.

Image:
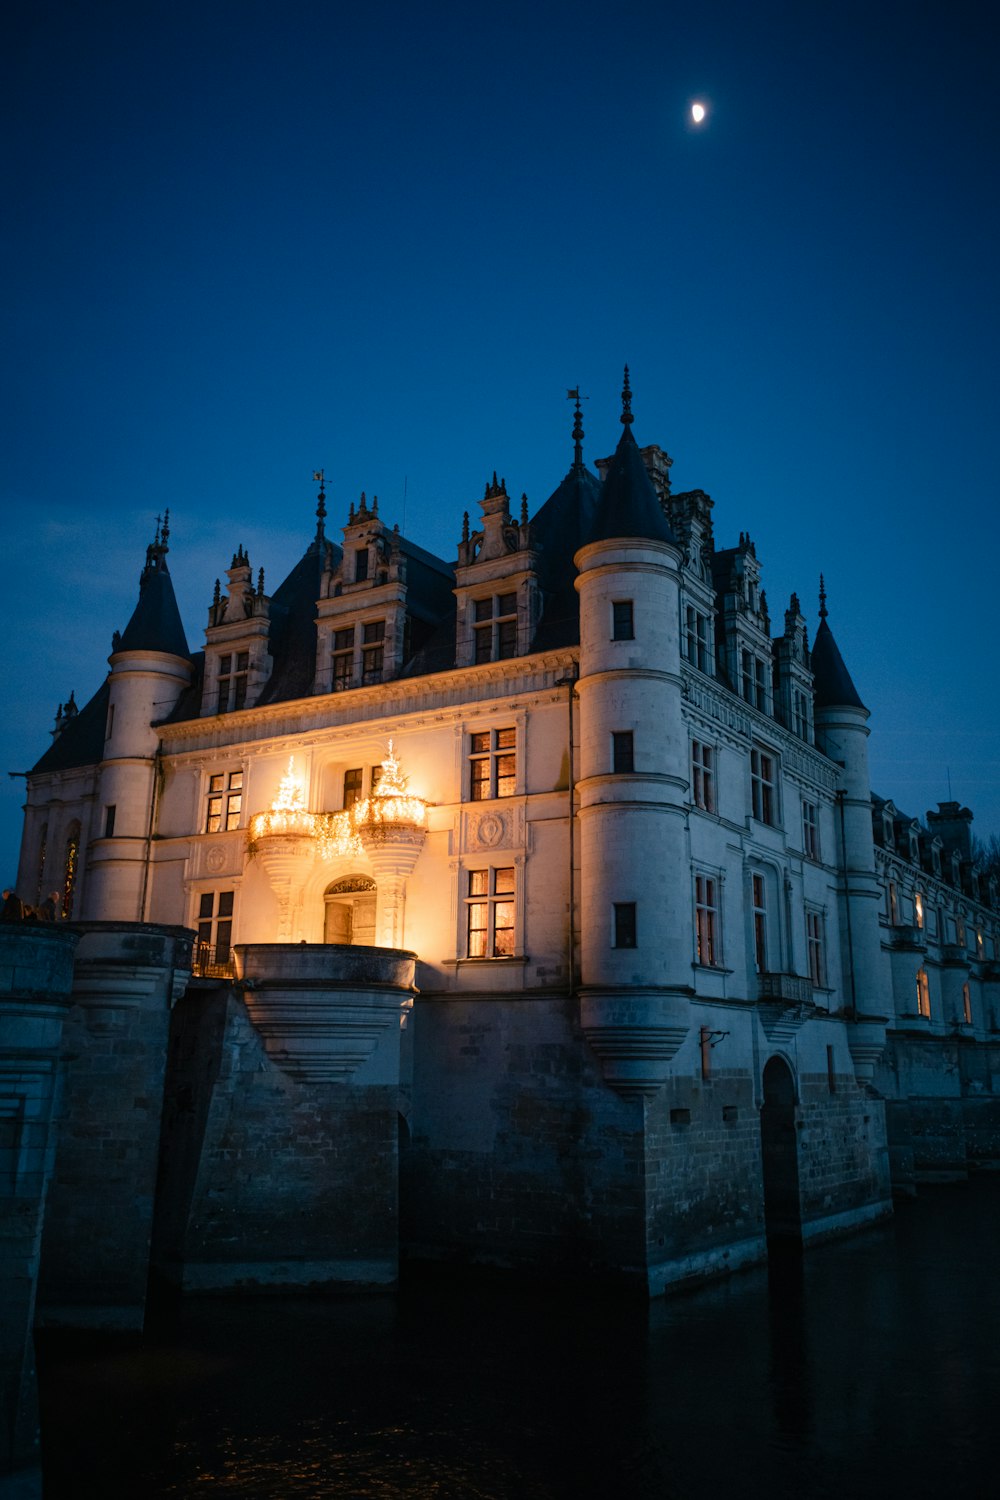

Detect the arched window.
[{"left": 962, "top": 983, "right": 972, "bottom": 1025}]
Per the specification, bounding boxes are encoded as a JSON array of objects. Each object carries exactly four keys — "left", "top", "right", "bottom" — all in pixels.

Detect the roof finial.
[
  {"left": 621, "top": 364, "right": 633, "bottom": 426},
  {"left": 312, "top": 470, "right": 327, "bottom": 543},
  {"left": 161, "top": 509, "right": 170, "bottom": 549},
  {"left": 819, "top": 573, "right": 828, "bottom": 620},
  {"left": 567, "top": 386, "right": 588, "bottom": 470}
]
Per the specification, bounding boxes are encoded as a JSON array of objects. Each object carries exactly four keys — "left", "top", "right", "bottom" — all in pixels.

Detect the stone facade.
[{"left": 11, "top": 380, "right": 998, "bottom": 1325}]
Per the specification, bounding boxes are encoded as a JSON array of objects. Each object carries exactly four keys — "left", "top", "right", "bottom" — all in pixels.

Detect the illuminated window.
[
  {"left": 196, "top": 890, "right": 235, "bottom": 971},
  {"left": 750, "top": 748, "right": 776, "bottom": 825},
  {"left": 916, "top": 967, "right": 931, "bottom": 1018},
  {"left": 62, "top": 821, "right": 80, "bottom": 919},
  {"left": 692, "top": 741, "right": 715, "bottom": 813},
  {"left": 361, "top": 620, "right": 385, "bottom": 684},
  {"left": 332, "top": 627, "right": 355, "bottom": 691},
  {"left": 914, "top": 891, "right": 924, "bottom": 928},
  {"left": 963, "top": 982, "right": 972, "bottom": 1025},
  {"left": 473, "top": 593, "right": 518, "bottom": 663},
  {"left": 612, "top": 600, "right": 634, "bottom": 641},
  {"left": 468, "top": 727, "right": 516, "bottom": 801},
  {"left": 206, "top": 770, "right": 243, "bottom": 833},
  {"left": 217, "top": 651, "right": 249, "bottom": 713},
  {"left": 806, "top": 910, "right": 825, "bottom": 987},
  {"left": 613, "top": 902, "right": 637, "bottom": 948},
  {"left": 976, "top": 929, "right": 985, "bottom": 958},
  {"left": 802, "top": 801, "right": 820, "bottom": 860},
  {"left": 343, "top": 767, "right": 363, "bottom": 811},
  {"left": 695, "top": 875, "right": 720, "bottom": 966},
  {"left": 466, "top": 867, "right": 515, "bottom": 957},
  {"left": 684, "top": 606, "right": 711, "bottom": 673},
  {"left": 612, "top": 731, "right": 634, "bottom": 774},
  {"left": 956, "top": 917, "right": 967, "bottom": 947},
  {"left": 752, "top": 873, "right": 767, "bottom": 972}
]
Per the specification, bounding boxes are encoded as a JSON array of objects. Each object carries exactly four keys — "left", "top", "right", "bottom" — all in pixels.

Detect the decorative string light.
[{"left": 248, "top": 743, "right": 427, "bottom": 861}]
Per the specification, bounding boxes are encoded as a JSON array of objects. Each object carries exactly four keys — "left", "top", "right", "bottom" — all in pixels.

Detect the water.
[{"left": 37, "top": 1180, "right": 1000, "bottom": 1498}]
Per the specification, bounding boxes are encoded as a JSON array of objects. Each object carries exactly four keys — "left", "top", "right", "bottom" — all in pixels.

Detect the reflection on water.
[{"left": 37, "top": 1180, "right": 1000, "bottom": 1498}]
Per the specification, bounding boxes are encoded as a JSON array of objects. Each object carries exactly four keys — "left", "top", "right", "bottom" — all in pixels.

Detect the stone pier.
[
  {"left": 152, "top": 943, "right": 416, "bottom": 1293},
  {"left": 0, "top": 924, "right": 79, "bottom": 1489},
  {"left": 35, "top": 923, "right": 192, "bottom": 1332}
]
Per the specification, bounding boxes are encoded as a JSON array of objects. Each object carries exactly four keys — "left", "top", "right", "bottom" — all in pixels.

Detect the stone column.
[
  {"left": 36, "top": 923, "right": 192, "bottom": 1331},
  {"left": 0, "top": 924, "right": 79, "bottom": 1487}
]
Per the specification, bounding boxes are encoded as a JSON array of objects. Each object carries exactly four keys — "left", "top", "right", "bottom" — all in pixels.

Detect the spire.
[
  {"left": 819, "top": 573, "right": 828, "bottom": 620},
  {"left": 620, "top": 364, "right": 633, "bottom": 426},
  {"left": 312, "top": 470, "right": 327, "bottom": 545},
  {"left": 568, "top": 386, "right": 588, "bottom": 471}
]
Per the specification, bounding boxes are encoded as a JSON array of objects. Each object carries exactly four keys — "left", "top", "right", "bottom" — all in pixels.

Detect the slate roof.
[
  {"left": 31, "top": 679, "right": 110, "bottom": 774},
  {"left": 811, "top": 617, "right": 866, "bottom": 711},
  {"left": 585, "top": 423, "right": 678, "bottom": 549},
  {"left": 118, "top": 553, "right": 189, "bottom": 660}
]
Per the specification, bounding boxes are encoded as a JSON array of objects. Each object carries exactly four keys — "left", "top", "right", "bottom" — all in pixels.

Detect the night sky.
[{"left": 3, "top": 0, "right": 998, "bottom": 877}]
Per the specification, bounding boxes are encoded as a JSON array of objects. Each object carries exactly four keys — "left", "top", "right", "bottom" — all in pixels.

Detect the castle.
[{"left": 8, "top": 373, "right": 1000, "bottom": 1335}]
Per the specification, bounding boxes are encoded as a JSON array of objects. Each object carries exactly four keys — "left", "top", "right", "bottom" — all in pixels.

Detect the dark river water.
[{"left": 36, "top": 1179, "right": 1000, "bottom": 1499}]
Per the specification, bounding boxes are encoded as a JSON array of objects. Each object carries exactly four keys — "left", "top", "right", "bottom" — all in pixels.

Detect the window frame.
[
  {"left": 694, "top": 874, "right": 720, "bottom": 968},
  {"left": 205, "top": 769, "right": 244, "bottom": 833},
  {"left": 916, "top": 966, "right": 931, "bottom": 1018},
  {"left": 217, "top": 651, "right": 249, "bottom": 713},
  {"left": 752, "top": 872, "right": 768, "bottom": 973},
  {"left": 750, "top": 747, "right": 777, "bottom": 826},
  {"left": 467, "top": 726, "right": 517, "bottom": 802},
  {"left": 691, "top": 739, "right": 716, "bottom": 814},
  {"left": 465, "top": 865, "right": 517, "bottom": 958},
  {"left": 613, "top": 901, "right": 637, "bottom": 949},
  {"left": 473, "top": 592, "right": 519, "bottom": 664},
  {"left": 612, "top": 730, "right": 635, "bottom": 774},
  {"left": 802, "top": 799, "right": 820, "bottom": 861},
  {"left": 806, "top": 909, "right": 825, "bottom": 987},
  {"left": 611, "top": 600, "right": 634, "bottom": 641}
]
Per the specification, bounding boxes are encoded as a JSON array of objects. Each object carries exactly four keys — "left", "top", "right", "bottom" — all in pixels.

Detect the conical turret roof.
[
  {"left": 811, "top": 580, "right": 866, "bottom": 710},
  {"left": 583, "top": 370, "right": 677, "bottom": 549},
  {"left": 117, "top": 517, "right": 189, "bottom": 660}
]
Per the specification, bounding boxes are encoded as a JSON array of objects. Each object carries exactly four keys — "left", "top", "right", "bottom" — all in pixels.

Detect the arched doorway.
[
  {"left": 760, "top": 1056, "right": 802, "bottom": 1248},
  {"left": 324, "top": 876, "right": 376, "bottom": 946}
]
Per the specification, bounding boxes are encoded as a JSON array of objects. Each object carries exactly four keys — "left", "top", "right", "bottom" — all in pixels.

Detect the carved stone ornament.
[{"left": 474, "top": 811, "right": 506, "bottom": 849}]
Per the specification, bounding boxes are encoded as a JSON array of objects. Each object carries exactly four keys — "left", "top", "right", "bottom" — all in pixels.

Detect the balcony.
[
  {"left": 757, "top": 972, "right": 814, "bottom": 1005},
  {"left": 888, "top": 925, "right": 927, "bottom": 952},
  {"left": 191, "top": 942, "right": 236, "bottom": 980}
]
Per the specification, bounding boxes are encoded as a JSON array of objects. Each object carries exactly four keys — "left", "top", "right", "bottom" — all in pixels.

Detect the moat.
[{"left": 36, "top": 1179, "right": 1000, "bottom": 1499}]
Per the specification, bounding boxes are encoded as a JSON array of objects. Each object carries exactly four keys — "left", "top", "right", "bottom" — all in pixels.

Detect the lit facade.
[{"left": 15, "top": 378, "right": 1000, "bottom": 1291}]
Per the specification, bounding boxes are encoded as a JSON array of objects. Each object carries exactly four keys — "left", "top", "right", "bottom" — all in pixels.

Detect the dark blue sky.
[{"left": 3, "top": 0, "right": 998, "bottom": 875}]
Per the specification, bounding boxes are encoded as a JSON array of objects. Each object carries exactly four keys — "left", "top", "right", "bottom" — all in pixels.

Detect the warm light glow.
[
  {"left": 248, "top": 741, "right": 427, "bottom": 857},
  {"left": 691, "top": 102, "right": 706, "bottom": 123},
  {"left": 354, "top": 740, "right": 428, "bottom": 829}
]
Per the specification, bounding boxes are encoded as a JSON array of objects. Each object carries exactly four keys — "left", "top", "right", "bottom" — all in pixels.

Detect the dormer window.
[
  {"left": 474, "top": 593, "right": 518, "bottom": 664},
  {"left": 909, "top": 832, "right": 919, "bottom": 862},
  {"left": 741, "top": 651, "right": 769, "bottom": 713},
  {"left": 332, "top": 628, "right": 354, "bottom": 691},
  {"left": 218, "top": 652, "right": 249, "bottom": 712},
  {"left": 361, "top": 620, "right": 385, "bottom": 684},
  {"left": 883, "top": 815, "right": 894, "bottom": 851},
  {"left": 932, "top": 845, "right": 942, "bottom": 877},
  {"left": 354, "top": 548, "right": 369, "bottom": 583}
]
